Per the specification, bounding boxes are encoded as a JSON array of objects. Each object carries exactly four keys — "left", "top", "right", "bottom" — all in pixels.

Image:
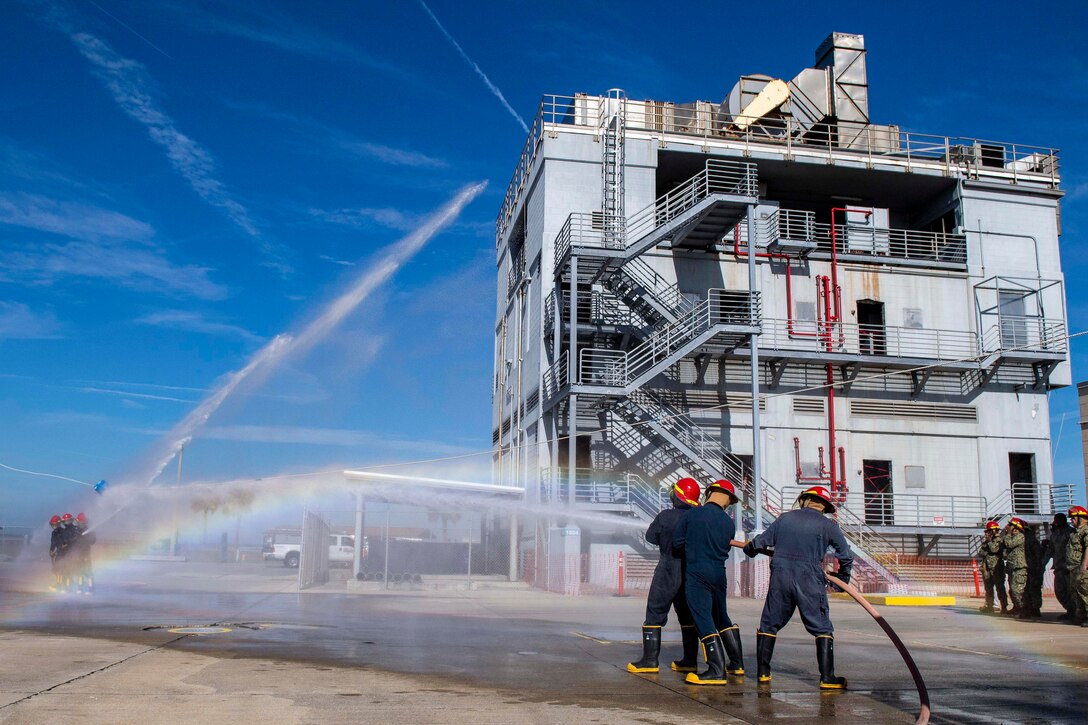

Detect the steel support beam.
[{"left": 747, "top": 205, "right": 763, "bottom": 534}]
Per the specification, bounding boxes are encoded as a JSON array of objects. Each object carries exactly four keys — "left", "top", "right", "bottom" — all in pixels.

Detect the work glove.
[{"left": 742, "top": 541, "right": 757, "bottom": 558}]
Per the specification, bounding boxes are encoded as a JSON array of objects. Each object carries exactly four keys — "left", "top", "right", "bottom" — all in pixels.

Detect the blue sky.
[{"left": 1, "top": 0, "right": 1087, "bottom": 524}]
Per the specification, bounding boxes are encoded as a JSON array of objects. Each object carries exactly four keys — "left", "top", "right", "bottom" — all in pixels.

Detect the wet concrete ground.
[{"left": 1, "top": 561, "right": 1085, "bottom": 724}]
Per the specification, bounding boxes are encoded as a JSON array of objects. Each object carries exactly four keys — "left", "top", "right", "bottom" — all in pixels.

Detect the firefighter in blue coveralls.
[
  {"left": 743, "top": 485, "right": 853, "bottom": 689},
  {"left": 672, "top": 479, "right": 744, "bottom": 686},
  {"left": 627, "top": 477, "right": 702, "bottom": 674}
]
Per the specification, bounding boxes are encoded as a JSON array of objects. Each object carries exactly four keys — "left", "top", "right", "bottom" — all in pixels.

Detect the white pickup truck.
[{"left": 263, "top": 530, "right": 357, "bottom": 569}]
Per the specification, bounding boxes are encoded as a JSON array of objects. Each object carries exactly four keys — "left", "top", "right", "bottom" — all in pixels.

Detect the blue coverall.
[
  {"left": 642, "top": 503, "right": 695, "bottom": 627},
  {"left": 672, "top": 501, "right": 736, "bottom": 638},
  {"left": 748, "top": 507, "right": 853, "bottom": 635}
]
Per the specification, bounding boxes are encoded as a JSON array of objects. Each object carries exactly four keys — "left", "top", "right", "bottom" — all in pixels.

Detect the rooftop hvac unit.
[
  {"left": 1005, "top": 152, "right": 1058, "bottom": 175},
  {"left": 672, "top": 101, "right": 716, "bottom": 135},
  {"left": 572, "top": 93, "right": 594, "bottom": 127}
]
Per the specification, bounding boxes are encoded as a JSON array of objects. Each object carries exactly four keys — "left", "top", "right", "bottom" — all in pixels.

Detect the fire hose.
[{"left": 730, "top": 539, "right": 931, "bottom": 725}]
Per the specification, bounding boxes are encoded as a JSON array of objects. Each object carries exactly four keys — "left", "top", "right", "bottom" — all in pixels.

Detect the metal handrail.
[
  {"left": 616, "top": 257, "right": 695, "bottom": 318},
  {"left": 579, "top": 289, "right": 759, "bottom": 388},
  {"left": 986, "top": 482, "right": 1075, "bottom": 518},
  {"left": 780, "top": 487, "right": 988, "bottom": 528},
  {"left": 759, "top": 318, "right": 981, "bottom": 361},
  {"left": 624, "top": 159, "right": 757, "bottom": 246},
  {"left": 980, "top": 318, "right": 1067, "bottom": 353},
  {"left": 542, "top": 356, "right": 569, "bottom": 401},
  {"left": 811, "top": 222, "right": 968, "bottom": 266}
]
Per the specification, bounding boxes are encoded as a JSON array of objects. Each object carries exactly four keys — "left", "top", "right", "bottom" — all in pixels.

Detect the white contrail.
[
  {"left": 416, "top": 1, "right": 529, "bottom": 134},
  {"left": 26, "top": 1, "right": 275, "bottom": 255}
]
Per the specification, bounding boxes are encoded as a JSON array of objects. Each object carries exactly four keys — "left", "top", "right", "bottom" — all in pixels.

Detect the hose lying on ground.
[{"left": 729, "top": 539, "right": 931, "bottom": 725}]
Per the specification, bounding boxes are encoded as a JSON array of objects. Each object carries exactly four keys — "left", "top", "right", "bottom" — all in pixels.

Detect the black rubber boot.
[
  {"left": 671, "top": 625, "right": 699, "bottom": 672},
  {"left": 756, "top": 632, "right": 775, "bottom": 683},
  {"left": 627, "top": 626, "right": 661, "bottom": 673},
  {"left": 816, "top": 636, "right": 847, "bottom": 689},
  {"left": 719, "top": 626, "right": 744, "bottom": 675},
  {"left": 684, "top": 634, "right": 727, "bottom": 685}
]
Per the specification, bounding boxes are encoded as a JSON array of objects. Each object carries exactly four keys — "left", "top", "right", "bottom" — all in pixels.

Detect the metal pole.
[
  {"left": 508, "top": 512, "right": 518, "bottom": 581},
  {"left": 748, "top": 206, "right": 763, "bottom": 533},
  {"left": 353, "top": 491, "right": 365, "bottom": 579},
  {"left": 568, "top": 254, "right": 579, "bottom": 510},
  {"left": 467, "top": 529, "right": 473, "bottom": 584},
  {"left": 383, "top": 507, "right": 390, "bottom": 590},
  {"left": 170, "top": 445, "right": 183, "bottom": 557}
]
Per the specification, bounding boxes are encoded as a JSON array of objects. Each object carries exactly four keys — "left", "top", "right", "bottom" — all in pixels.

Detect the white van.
[{"left": 262, "top": 528, "right": 359, "bottom": 569}]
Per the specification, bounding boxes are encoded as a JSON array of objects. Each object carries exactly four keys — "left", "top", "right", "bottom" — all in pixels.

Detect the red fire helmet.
[
  {"left": 799, "top": 485, "right": 835, "bottom": 513},
  {"left": 672, "top": 478, "right": 701, "bottom": 507},
  {"left": 705, "top": 479, "right": 739, "bottom": 506}
]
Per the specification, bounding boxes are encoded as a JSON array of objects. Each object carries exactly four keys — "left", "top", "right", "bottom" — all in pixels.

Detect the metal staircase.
[
  {"left": 578, "top": 289, "right": 759, "bottom": 393},
  {"left": 602, "top": 390, "right": 904, "bottom": 590}
]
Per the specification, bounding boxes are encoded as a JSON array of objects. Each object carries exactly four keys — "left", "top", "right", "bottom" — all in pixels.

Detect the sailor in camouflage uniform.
[
  {"left": 977, "top": 521, "right": 1007, "bottom": 614},
  {"left": 1022, "top": 524, "right": 1044, "bottom": 619},
  {"left": 1066, "top": 506, "right": 1088, "bottom": 627},
  {"left": 1002, "top": 518, "right": 1028, "bottom": 617},
  {"left": 1043, "top": 513, "right": 1075, "bottom": 620}
]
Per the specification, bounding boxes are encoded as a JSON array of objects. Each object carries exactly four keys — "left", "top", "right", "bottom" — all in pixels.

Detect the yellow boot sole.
[
  {"left": 670, "top": 662, "right": 696, "bottom": 672},
  {"left": 626, "top": 663, "right": 659, "bottom": 673},
  {"left": 684, "top": 673, "right": 728, "bottom": 685}
]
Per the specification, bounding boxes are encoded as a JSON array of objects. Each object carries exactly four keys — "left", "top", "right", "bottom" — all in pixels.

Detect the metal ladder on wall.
[{"left": 600, "top": 89, "right": 626, "bottom": 249}]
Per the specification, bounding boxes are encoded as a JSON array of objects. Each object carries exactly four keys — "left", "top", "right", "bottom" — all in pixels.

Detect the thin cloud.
[
  {"left": 308, "top": 206, "right": 417, "bottom": 232},
  {"left": 202, "top": 424, "right": 476, "bottom": 456},
  {"left": 0, "top": 192, "right": 153, "bottom": 242},
  {"left": 416, "top": 0, "right": 529, "bottom": 133},
  {"left": 163, "top": 0, "right": 410, "bottom": 79},
  {"left": 78, "top": 386, "right": 197, "bottom": 404},
  {"left": 136, "top": 309, "right": 260, "bottom": 342},
  {"left": 68, "top": 31, "right": 262, "bottom": 238},
  {"left": 25, "top": 2, "right": 284, "bottom": 264},
  {"left": 339, "top": 141, "right": 447, "bottom": 169},
  {"left": 0, "top": 238, "right": 228, "bottom": 301},
  {"left": 318, "top": 255, "right": 356, "bottom": 267},
  {"left": 0, "top": 301, "right": 63, "bottom": 340},
  {"left": 225, "top": 101, "right": 447, "bottom": 169}
]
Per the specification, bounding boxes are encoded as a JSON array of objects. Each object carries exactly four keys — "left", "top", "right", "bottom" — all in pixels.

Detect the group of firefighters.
[
  {"left": 47, "top": 512, "right": 96, "bottom": 594},
  {"left": 977, "top": 506, "right": 1088, "bottom": 625},
  {"left": 627, "top": 477, "right": 853, "bottom": 689}
]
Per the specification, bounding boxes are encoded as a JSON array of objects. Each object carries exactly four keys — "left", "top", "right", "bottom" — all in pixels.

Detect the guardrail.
[
  {"left": 780, "top": 487, "right": 987, "bottom": 528},
  {"left": 542, "top": 356, "right": 569, "bottom": 402},
  {"left": 616, "top": 257, "right": 695, "bottom": 319},
  {"left": 987, "top": 482, "right": 1075, "bottom": 518},
  {"left": 980, "top": 318, "right": 1067, "bottom": 354},
  {"left": 579, "top": 289, "right": 759, "bottom": 389},
  {"left": 812, "top": 222, "right": 968, "bottom": 266},
  {"left": 760, "top": 318, "right": 981, "bottom": 361},
  {"left": 624, "top": 159, "right": 757, "bottom": 245}
]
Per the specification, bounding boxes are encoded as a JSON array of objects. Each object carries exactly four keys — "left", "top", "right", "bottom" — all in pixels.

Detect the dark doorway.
[
  {"left": 863, "top": 459, "right": 893, "bottom": 525},
  {"left": 1008, "top": 453, "right": 1037, "bottom": 514},
  {"left": 857, "top": 299, "right": 886, "bottom": 355}
]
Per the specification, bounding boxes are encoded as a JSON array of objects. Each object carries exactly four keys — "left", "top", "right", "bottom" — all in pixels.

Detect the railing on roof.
[{"left": 497, "top": 93, "right": 1060, "bottom": 249}]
